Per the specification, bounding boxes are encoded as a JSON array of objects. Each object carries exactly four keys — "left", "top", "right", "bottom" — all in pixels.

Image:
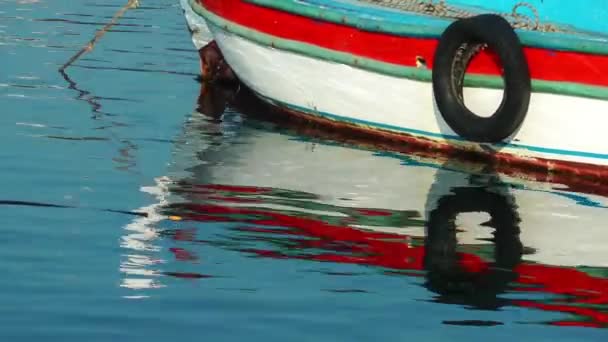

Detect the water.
[{"left": 1, "top": 0, "right": 607, "bottom": 340}]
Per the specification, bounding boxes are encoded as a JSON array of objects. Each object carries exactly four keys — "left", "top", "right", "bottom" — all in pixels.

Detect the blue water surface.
[{"left": 1, "top": 1, "right": 607, "bottom": 341}]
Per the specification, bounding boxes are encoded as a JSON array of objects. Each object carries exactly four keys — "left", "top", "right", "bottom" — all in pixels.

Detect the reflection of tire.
[
  {"left": 424, "top": 186, "right": 523, "bottom": 309},
  {"left": 432, "top": 14, "right": 531, "bottom": 143}
]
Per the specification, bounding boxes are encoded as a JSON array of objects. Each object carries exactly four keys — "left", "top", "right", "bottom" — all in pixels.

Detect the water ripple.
[{"left": 4, "top": 0, "right": 608, "bottom": 340}]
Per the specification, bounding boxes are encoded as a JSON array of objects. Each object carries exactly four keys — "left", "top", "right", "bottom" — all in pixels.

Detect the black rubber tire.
[{"left": 432, "top": 14, "right": 531, "bottom": 143}]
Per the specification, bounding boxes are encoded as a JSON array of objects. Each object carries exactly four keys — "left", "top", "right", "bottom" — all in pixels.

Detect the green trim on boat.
[{"left": 190, "top": 0, "right": 608, "bottom": 100}]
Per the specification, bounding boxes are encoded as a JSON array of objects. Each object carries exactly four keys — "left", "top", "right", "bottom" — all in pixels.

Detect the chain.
[{"left": 361, "top": 0, "right": 560, "bottom": 32}]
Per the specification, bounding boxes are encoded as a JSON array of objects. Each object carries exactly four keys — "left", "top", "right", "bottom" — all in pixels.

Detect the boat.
[
  {"left": 121, "top": 81, "right": 608, "bottom": 327},
  {"left": 181, "top": 0, "right": 608, "bottom": 183},
  {"left": 180, "top": 0, "right": 212, "bottom": 50}
]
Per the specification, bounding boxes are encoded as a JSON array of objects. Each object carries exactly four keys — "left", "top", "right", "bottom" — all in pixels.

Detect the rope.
[
  {"left": 59, "top": 0, "right": 140, "bottom": 72},
  {"left": 361, "top": 0, "right": 560, "bottom": 32}
]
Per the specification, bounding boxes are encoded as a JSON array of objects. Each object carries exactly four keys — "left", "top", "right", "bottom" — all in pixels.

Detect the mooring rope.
[
  {"left": 59, "top": 0, "right": 140, "bottom": 72},
  {"left": 361, "top": 0, "right": 559, "bottom": 32}
]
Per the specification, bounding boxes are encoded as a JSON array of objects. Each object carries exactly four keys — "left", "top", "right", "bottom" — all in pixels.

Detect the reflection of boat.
[
  {"left": 183, "top": 0, "right": 608, "bottom": 183},
  {"left": 173, "top": 84, "right": 608, "bottom": 269},
  {"left": 124, "top": 82, "right": 608, "bottom": 327}
]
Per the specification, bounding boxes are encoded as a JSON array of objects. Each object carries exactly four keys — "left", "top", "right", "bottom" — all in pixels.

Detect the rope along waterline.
[
  {"left": 59, "top": 0, "right": 140, "bottom": 72},
  {"left": 361, "top": 0, "right": 560, "bottom": 32}
]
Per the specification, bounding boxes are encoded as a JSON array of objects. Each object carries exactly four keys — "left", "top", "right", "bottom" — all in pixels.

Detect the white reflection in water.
[{"left": 119, "top": 176, "right": 172, "bottom": 297}]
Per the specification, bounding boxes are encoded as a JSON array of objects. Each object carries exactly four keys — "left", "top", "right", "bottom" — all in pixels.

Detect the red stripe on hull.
[{"left": 199, "top": 0, "right": 608, "bottom": 88}]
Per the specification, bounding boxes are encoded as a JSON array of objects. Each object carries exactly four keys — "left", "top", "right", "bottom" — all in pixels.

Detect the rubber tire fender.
[{"left": 432, "top": 14, "right": 531, "bottom": 143}]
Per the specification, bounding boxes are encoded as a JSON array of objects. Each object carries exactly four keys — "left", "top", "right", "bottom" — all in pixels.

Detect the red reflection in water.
[
  {"left": 161, "top": 184, "right": 608, "bottom": 328},
  {"left": 169, "top": 247, "right": 198, "bottom": 262},
  {"left": 355, "top": 208, "right": 392, "bottom": 217}
]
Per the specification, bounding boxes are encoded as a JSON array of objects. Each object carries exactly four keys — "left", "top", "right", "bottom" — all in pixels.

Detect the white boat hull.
[
  {"left": 207, "top": 24, "right": 608, "bottom": 171},
  {"left": 179, "top": 0, "right": 212, "bottom": 50}
]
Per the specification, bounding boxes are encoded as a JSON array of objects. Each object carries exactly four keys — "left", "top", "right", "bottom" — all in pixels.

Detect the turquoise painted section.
[
  {"left": 261, "top": 95, "right": 608, "bottom": 161},
  {"left": 248, "top": 0, "right": 608, "bottom": 53},
  {"left": 440, "top": 0, "right": 608, "bottom": 34},
  {"left": 311, "top": 0, "right": 608, "bottom": 35}
]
